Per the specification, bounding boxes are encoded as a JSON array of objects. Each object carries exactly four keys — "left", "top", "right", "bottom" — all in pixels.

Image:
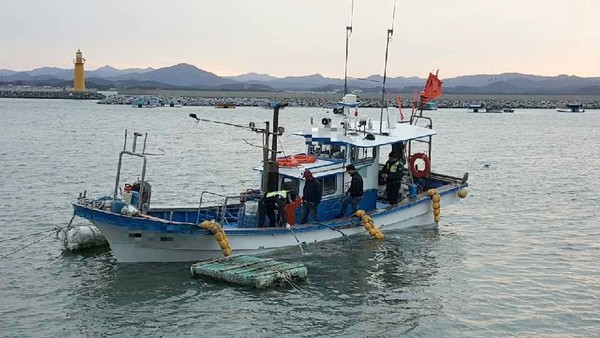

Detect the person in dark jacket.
[
  {"left": 337, "top": 165, "right": 364, "bottom": 217},
  {"left": 300, "top": 170, "right": 322, "bottom": 224},
  {"left": 385, "top": 153, "right": 404, "bottom": 204},
  {"left": 379, "top": 152, "right": 396, "bottom": 185}
]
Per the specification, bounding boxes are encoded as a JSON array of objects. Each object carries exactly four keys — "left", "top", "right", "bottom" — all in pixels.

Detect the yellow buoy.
[
  {"left": 432, "top": 195, "right": 440, "bottom": 203},
  {"left": 355, "top": 210, "right": 366, "bottom": 217},
  {"left": 433, "top": 201, "right": 440, "bottom": 209},
  {"left": 374, "top": 232, "right": 385, "bottom": 240},
  {"left": 458, "top": 188, "right": 469, "bottom": 199},
  {"left": 434, "top": 215, "right": 440, "bottom": 223}
]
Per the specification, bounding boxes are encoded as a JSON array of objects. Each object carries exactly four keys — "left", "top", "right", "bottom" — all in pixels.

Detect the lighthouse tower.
[{"left": 73, "top": 49, "right": 86, "bottom": 92}]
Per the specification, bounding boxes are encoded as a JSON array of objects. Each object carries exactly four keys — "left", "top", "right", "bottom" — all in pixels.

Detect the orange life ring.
[
  {"left": 277, "top": 154, "right": 316, "bottom": 167},
  {"left": 409, "top": 153, "right": 431, "bottom": 178},
  {"left": 277, "top": 159, "right": 300, "bottom": 167}
]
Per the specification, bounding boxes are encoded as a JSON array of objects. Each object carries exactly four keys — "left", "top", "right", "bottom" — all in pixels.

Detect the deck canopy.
[{"left": 294, "top": 121, "right": 436, "bottom": 148}]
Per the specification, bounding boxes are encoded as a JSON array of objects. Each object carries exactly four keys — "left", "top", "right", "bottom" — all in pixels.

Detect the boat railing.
[{"left": 196, "top": 190, "right": 262, "bottom": 226}]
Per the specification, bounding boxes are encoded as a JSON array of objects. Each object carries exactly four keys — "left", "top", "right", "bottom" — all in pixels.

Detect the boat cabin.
[{"left": 254, "top": 114, "right": 438, "bottom": 224}]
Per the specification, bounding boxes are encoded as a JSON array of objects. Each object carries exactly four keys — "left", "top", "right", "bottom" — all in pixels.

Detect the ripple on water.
[{"left": 0, "top": 102, "right": 599, "bottom": 336}]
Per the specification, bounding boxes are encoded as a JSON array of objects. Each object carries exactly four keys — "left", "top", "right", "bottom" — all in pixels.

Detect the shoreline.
[{"left": 2, "top": 90, "right": 600, "bottom": 109}]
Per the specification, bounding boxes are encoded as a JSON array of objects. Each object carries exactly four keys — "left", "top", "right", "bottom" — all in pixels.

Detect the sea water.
[{"left": 0, "top": 99, "right": 598, "bottom": 337}]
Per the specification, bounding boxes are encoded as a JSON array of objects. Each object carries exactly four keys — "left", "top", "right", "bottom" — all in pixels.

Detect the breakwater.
[
  {"left": 0, "top": 90, "right": 104, "bottom": 100},
  {"left": 98, "top": 94, "right": 600, "bottom": 109}
]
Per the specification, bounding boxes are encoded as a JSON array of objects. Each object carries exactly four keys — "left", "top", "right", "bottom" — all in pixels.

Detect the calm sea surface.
[{"left": 0, "top": 99, "right": 598, "bottom": 337}]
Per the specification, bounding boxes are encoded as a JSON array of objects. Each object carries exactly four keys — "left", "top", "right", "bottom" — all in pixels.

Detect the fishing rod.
[
  {"left": 343, "top": 0, "right": 355, "bottom": 95},
  {"left": 379, "top": 0, "right": 397, "bottom": 134}
]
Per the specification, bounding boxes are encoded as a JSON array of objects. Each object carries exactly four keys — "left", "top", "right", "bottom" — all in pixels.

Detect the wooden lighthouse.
[{"left": 73, "top": 49, "right": 85, "bottom": 92}]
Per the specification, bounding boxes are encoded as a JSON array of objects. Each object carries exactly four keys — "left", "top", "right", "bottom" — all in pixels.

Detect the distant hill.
[{"left": 1, "top": 63, "right": 600, "bottom": 94}]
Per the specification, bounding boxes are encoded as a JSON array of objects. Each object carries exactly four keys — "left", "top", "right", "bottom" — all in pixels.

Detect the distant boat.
[
  {"left": 418, "top": 101, "right": 438, "bottom": 111},
  {"left": 169, "top": 101, "right": 182, "bottom": 108},
  {"left": 263, "top": 101, "right": 283, "bottom": 110},
  {"left": 485, "top": 105, "right": 504, "bottom": 114},
  {"left": 467, "top": 102, "right": 510, "bottom": 113},
  {"left": 132, "top": 97, "right": 159, "bottom": 108},
  {"left": 467, "top": 102, "right": 485, "bottom": 113},
  {"left": 215, "top": 102, "right": 236, "bottom": 109},
  {"left": 557, "top": 103, "right": 584, "bottom": 113}
]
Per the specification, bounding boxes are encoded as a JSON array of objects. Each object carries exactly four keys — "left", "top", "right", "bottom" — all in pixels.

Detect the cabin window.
[
  {"left": 350, "top": 146, "right": 376, "bottom": 163},
  {"left": 281, "top": 177, "right": 299, "bottom": 195},
  {"left": 309, "top": 143, "right": 345, "bottom": 159},
  {"left": 320, "top": 175, "right": 337, "bottom": 196}
]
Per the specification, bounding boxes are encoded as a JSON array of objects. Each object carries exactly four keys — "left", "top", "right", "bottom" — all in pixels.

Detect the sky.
[{"left": 1, "top": 0, "right": 599, "bottom": 78}]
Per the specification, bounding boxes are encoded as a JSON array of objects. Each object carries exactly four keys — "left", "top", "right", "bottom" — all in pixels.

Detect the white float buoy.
[{"left": 62, "top": 225, "right": 108, "bottom": 251}]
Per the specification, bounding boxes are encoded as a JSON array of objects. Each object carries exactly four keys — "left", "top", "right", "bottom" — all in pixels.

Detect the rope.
[
  {"left": 317, "top": 222, "right": 353, "bottom": 248},
  {"left": 0, "top": 228, "right": 59, "bottom": 259},
  {"left": 0, "top": 229, "right": 58, "bottom": 244},
  {"left": 286, "top": 226, "right": 305, "bottom": 255}
]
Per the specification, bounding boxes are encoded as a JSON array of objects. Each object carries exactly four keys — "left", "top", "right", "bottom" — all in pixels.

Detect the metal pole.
[
  {"left": 262, "top": 121, "right": 270, "bottom": 192},
  {"left": 142, "top": 133, "right": 148, "bottom": 154},
  {"left": 123, "top": 129, "right": 128, "bottom": 151},
  {"left": 113, "top": 152, "right": 124, "bottom": 197},
  {"left": 270, "top": 106, "right": 281, "bottom": 161}
]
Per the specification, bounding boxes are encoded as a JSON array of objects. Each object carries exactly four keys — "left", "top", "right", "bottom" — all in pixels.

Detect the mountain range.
[{"left": 1, "top": 63, "right": 599, "bottom": 94}]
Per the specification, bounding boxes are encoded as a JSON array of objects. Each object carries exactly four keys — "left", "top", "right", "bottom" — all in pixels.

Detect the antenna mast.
[
  {"left": 343, "top": 0, "right": 355, "bottom": 95},
  {"left": 379, "top": 0, "right": 397, "bottom": 134}
]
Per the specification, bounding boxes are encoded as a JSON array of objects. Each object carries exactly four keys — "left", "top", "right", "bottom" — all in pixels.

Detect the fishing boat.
[
  {"left": 556, "top": 103, "right": 584, "bottom": 113},
  {"left": 71, "top": 96, "right": 468, "bottom": 262},
  {"left": 502, "top": 107, "right": 514, "bottom": 113},
  {"left": 69, "top": 4, "right": 469, "bottom": 263}
]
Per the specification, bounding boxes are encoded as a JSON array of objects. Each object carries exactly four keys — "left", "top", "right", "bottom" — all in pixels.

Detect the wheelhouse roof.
[{"left": 294, "top": 121, "right": 436, "bottom": 147}]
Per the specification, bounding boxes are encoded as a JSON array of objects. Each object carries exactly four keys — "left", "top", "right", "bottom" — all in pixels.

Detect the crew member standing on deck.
[
  {"left": 337, "top": 165, "right": 363, "bottom": 217},
  {"left": 385, "top": 153, "right": 404, "bottom": 205},
  {"left": 301, "top": 170, "right": 322, "bottom": 224}
]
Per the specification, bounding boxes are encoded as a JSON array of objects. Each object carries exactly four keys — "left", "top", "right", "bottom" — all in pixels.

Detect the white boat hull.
[{"left": 81, "top": 185, "right": 464, "bottom": 262}]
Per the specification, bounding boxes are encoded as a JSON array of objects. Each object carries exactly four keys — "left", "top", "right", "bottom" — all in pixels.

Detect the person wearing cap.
[
  {"left": 300, "top": 170, "right": 322, "bottom": 224},
  {"left": 337, "top": 164, "right": 363, "bottom": 217}
]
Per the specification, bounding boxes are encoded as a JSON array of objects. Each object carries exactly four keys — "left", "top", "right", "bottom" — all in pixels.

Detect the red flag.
[
  {"left": 396, "top": 96, "right": 404, "bottom": 121},
  {"left": 421, "top": 70, "right": 443, "bottom": 102}
]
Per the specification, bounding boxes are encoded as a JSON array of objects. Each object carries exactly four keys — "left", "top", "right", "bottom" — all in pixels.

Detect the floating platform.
[{"left": 190, "top": 255, "right": 308, "bottom": 289}]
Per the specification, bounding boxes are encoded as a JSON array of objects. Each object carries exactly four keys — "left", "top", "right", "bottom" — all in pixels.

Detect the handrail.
[
  {"left": 195, "top": 190, "right": 262, "bottom": 225},
  {"left": 113, "top": 150, "right": 147, "bottom": 211}
]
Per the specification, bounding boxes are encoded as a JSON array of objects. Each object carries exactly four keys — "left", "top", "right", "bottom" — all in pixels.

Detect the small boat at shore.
[
  {"left": 132, "top": 96, "right": 160, "bottom": 108},
  {"left": 418, "top": 101, "right": 438, "bottom": 111},
  {"left": 467, "top": 102, "right": 485, "bottom": 113},
  {"left": 215, "top": 102, "right": 236, "bottom": 109},
  {"left": 557, "top": 103, "right": 584, "bottom": 113}
]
